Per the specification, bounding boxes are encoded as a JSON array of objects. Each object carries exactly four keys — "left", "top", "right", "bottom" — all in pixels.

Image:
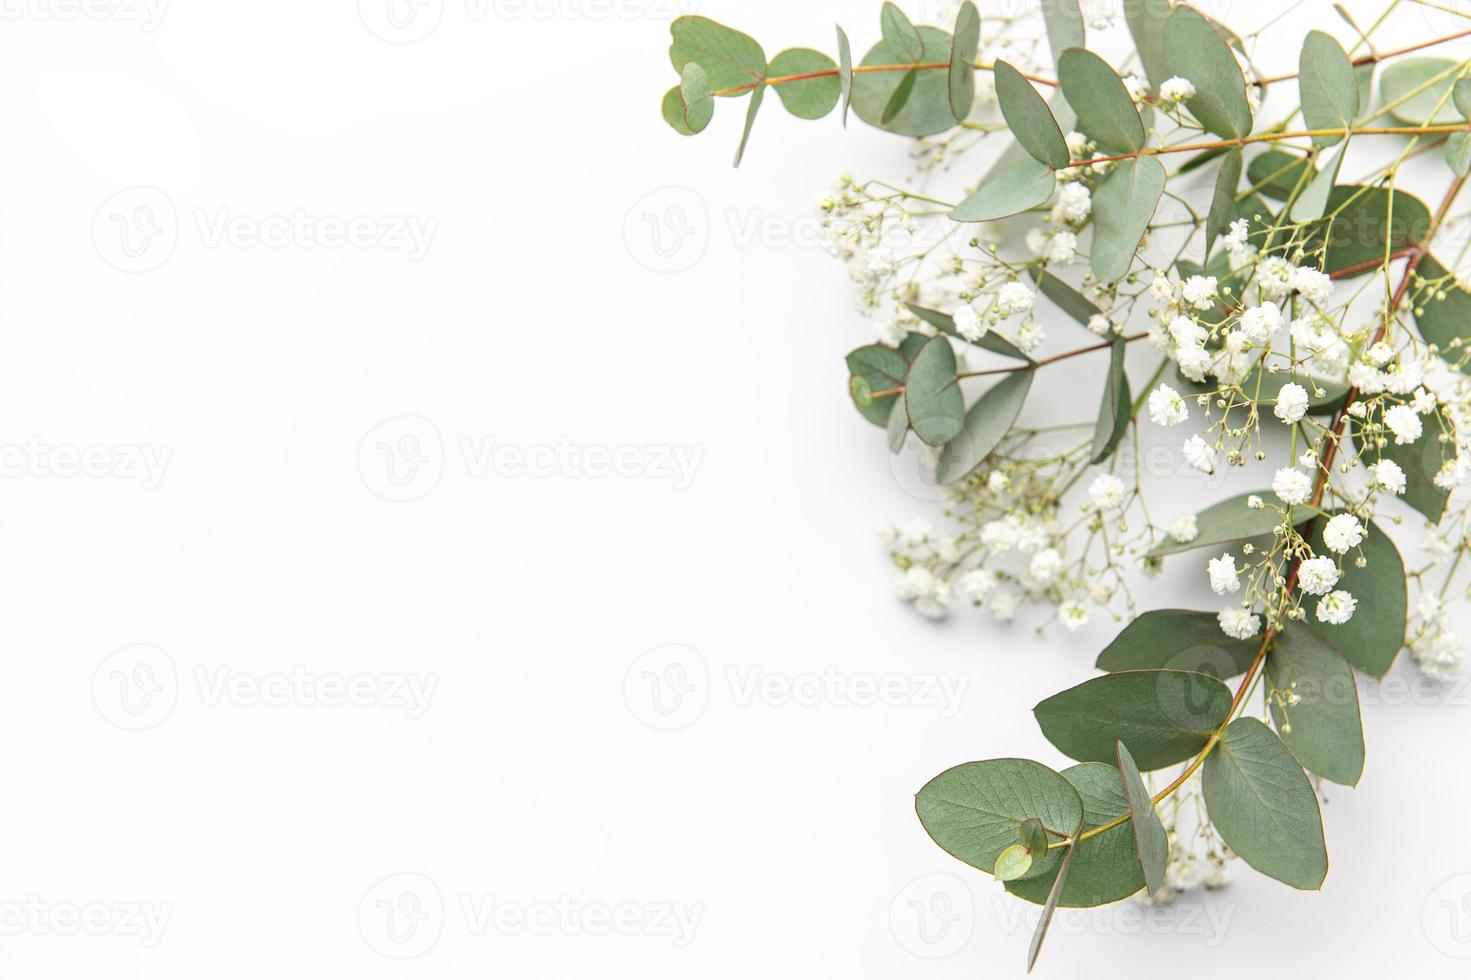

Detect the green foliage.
[
  {"left": 995, "top": 60, "right": 1071, "bottom": 169},
  {"left": 915, "top": 759, "right": 1084, "bottom": 876},
  {"left": 1006, "top": 763, "right": 1145, "bottom": 908},
  {"left": 836, "top": 25, "right": 853, "bottom": 125},
  {"left": 950, "top": 155, "right": 1056, "bottom": 222},
  {"left": 1299, "top": 30, "right": 1358, "bottom": 147},
  {"left": 948, "top": 1, "right": 980, "bottom": 121},
  {"left": 1375, "top": 420, "right": 1451, "bottom": 523},
  {"left": 1123, "top": 0, "right": 1172, "bottom": 91},
  {"left": 994, "top": 843, "right": 1033, "bottom": 881},
  {"left": 1205, "top": 149, "right": 1243, "bottom": 256},
  {"left": 904, "top": 335, "right": 965, "bottom": 446},
  {"left": 845, "top": 344, "right": 908, "bottom": 426},
  {"left": 936, "top": 370, "right": 1034, "bottom": 484},
  {"left": 1307, "top": 517, "right": 1406, "bottom": 677},
  {"left": 907, "top": 304, "right": 1032, "bottom": 361},
  {"left": 1147, "top": 492, "right": 1283, "bottom": 557},
  {"left": 1116, "top": 743, "right": 1168, "bottom": 896},
  {"left": 1248, "top": 149, "right": 1315, "bottom": 201},
  {"left": 1034, "top": 269, "right": 1102, "bottom": 327},
  {"left": 768, "top": 48, "right": 841, "bottom": 119},
  {"left": 853, "top": 25, "right": 957, "bottom": 136},
  {"left": 1290, "top": 138, "right": 1350, "bottom": 222},
  {"left": 1057, "top": 47, "right": 1145, "bottom": 153},
  {"left": 1040, "top": 0, "right": 1084, "bottom": 65},
  {"left": 1090, "top": 336, "right": 1130, "bottom": 464},
  {"left": 1202, "top": 718, "right": 1329, "bottom": 889},
  {"left": 1095, "top": 609, "right": 1260, "bottom": 678},
  {"left": 1379, "top": 57, "right": 1467, "bottom": 126},
  {"left": 1090, "top": 156, "right": 1166, "bottom": 282},
  {"left": 1034, "top": 670, "right": 1234, "bottom": 770},
  {"left": 1266, "top": 625, "right": 1365, "bottom": 786},
  {"left": 1412, "top": 254, "right": 1471, "bottom": 374},
  {"left": 669, "top": 16, "right": 766, "bottom": 95},
  {"left": 1164, "top": 5, "right": 1253, "bottom": 139}
]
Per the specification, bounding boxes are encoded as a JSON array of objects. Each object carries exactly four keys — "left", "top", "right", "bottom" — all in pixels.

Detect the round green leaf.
[
  {"left": 1005, "top": 763, "right": 1147, "bottom": 908},
  {"left": 1247, "top": 149, "right": 1315, "bottom": 202},
  {"left": 669, "top": 15, "right": 766, "bottom": 95},
  {"left": 995, "top": 843, "right": 1034, "bottom": 881},
  {"left": 916, "top": 759, "right": 1085, "bottom": 877},
  {"left": 1319, "top": 186, "right": 1431, "bottom": 275},
  {"left": 1020, "top": 817, "right": 1049, "bottom": 857},
  {"left": 1266, "top": 624, "right": 1365, "bottom": 786},
  {"left": 995, "top": 59, "right": 1070, "bottom": 169},
  {"left": 1033, "top": 669, "right": 1234, "bottom": 771},
  {"left": 1091, "top": 156, "right": 1166, "bottom": 283},
  {"left": 904, "top": 336, "right": 965, "bottom": 446},
  {"left": 767, "top": 48, "right": 841, "bottom": 119},
  {"left": 1202, "top": 718, "right": 1328, "bottom": 890},
  {"left": 852, "top": 27, "right": 957, "bottom": 136},
  {"left": 1164, "top": 5, "right": 1253, "bottom": 138},
  {"left": 846, "top": 344, "right": 907, "bottom": 427},
  {"left": 1095, "top": 609, "right": 1260, "bottom": 678},
  {"left": 1379, "top": 57, "right": 1466, "bottom": 126},
  {"left": 1057, "top": 47, "right": 1145, "bottom": 153},
  {"left": 935, "top": 369, "right": 1033, "bottom": 484},
  {"left": 1299, "top": 30, "right": 1358, "bottom": 148}
]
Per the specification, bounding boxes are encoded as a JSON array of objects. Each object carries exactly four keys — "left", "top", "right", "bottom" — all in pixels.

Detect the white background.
[{"left": 2, "top": 0, "right": 1470, "bottom": 977}]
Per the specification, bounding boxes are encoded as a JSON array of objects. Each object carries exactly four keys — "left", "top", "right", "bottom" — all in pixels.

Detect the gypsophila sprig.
[{"left": 663, "top": 0, "right": 1471, "bottom": 968}]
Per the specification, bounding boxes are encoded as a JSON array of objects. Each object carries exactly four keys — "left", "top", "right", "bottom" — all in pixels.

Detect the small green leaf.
[
  {"left": 1457, "top": 77, "right": 1471, "bottom": 117},
  {"left": 1320, "top": 185, "right": 1431, "bottom": 275},
  {"left": 1148, "top": 491, "right": 1283, "bottom": 557},
  {"left": 887, "top": 390, "right": 909, "bottom": 452},
  {"left": 1034, "top": 270, "right": 1103, "bottom": 326},
  {"left": 1091, "top": 156, "right": 1166, "bottom": 283},
  {"left": 1202, "top": 718, "right": 1328, "bottom": 890},
  {"left": 1247, "top": 149, "right": 1316, "bottom": 202},
  {"left": 1041, "top": 0, "right": 1084, "bottom": 66},
  {"left": 661, "top": 86, "right": 707, "bottom": 136},
  {"left": 995, "top": 843, "right": 1034, "bottom": 881},
  {"left": 849, "top": 375, "right": 873, "bottom": 407},
  {"left": 994, "top": 60, "right": 1071, "bottom": 169},
  {"left": 1299, "top": 30, "right": 1358, "bottom": 147},
  {"left": 880, "top": 1, "right": 924, "bottom": 63},
  {"left": 669, "top": 16, "right": 766, "bottom": 95},
  {"left": 1206, "top": 149, "right": 1243, "bottom": 254},
  {"left": 1034, "top": 669, "right": 1234, "bottom": 771},
  {"left": 1164, "top": 5, "right": 1253, "bottom": 138},
  {"left": 1116, "top": 742, "right": 1168, "bottom": 896},
  {"left": 1379, "top": 57, "right": 1466, "bottom": 125},
  {"left": 906, "top": 304, "right": 1032, "bottom": 361},
  {"left": 1307, "top": 516, "right": 1405, "bottom": 677},
  {"left": 674, "top": 62, "right": 715, "bottom": 134},
  {"left": 1266, "top": 624, "right": 1365, "bottom": 786},
  {"left": 1447, "top": 132, "right": 1471, "bottom": 177},
  {"left": 1027, "top": 843, "right": 1074, "bottom": 972},
  {"left": 1096, "top": 609, "right": 1260, "bottom": 678},
  {"left": 904, "top": 336, "right": 965, "bottom": 446},
  {"left": 936, "top": 369, "right": 1034, "bottom": 484},
  {"left": 949, "top": 1, "right": 980, "bottom": 121},
  {"left": 732, "top": 84, "right": 764, "bottom": 167},
  {"left": 915, "top": 759, "right": 1084, "bottom": 876},
  {"left": 1412, "top": 254, "right": 1471, "bottom": 375},
  {"left": 882, "top": 67, "right": 920, "bottom": 125},
  {"left": 950, "top": 155, "right": 1057, "bottom": 222},
  {"left": 852, "top": 27, "right": 957, "bottom": 136},
  {"left": 1124, "top": 0, "right": 1172, "bottom": 91},
  {"left": 837, "top": 25, "right": 853, "bottom": 126},
  {"left": 1090, "top": 337, "right": 1129, "bottom": 464},
  {"left": 1006, "top": 764, "right": 1146, "bottom": 910},
  {"left": 1019, "top": 817, "right": 1049, "bottom": 857},
  {"left": 1057, "top": 47, "right": 1145, "bottom": 153},
  {"left": 767, "top": 48, "right": 841, "bottom": 119},
  {"left": 846, "top": 344, "right": 908, "bottom": 426},
  {"left": 1290, "top": 137, "right": 1350, "bottom": 222}
]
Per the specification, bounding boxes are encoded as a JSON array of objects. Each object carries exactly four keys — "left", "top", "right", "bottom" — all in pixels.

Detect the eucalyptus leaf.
[
  {"left": 904, "top": 336, "right": 965, "bottom": 446},
  {"left": 1307, "top": 516, "right": 1405, "bottom": 678},
  {"left": 1299, "top": 30, "right": 1358, "bottom": 147},
  {"left": 1019, "top": 817, "right": 1049, "bottom": 858},
  {"left": 880, "top": 1, "right": 924, "bottom": 63},
  {"left": 882, "top": 67, "right": 920, "bottom": 124},
  {"left": 1206, "top": 149, "right": 1243, "bottom": 255},
  {"left": 1057, "top": 47, "right": 1145, "bottom": 153},
  {"left": 1149, "top": 491, "right": 1284, "bottom": 557},
  {"left": 669, "top": 16, "right": 766, "bottom": 95},
  {"left": 1266, "top": 624, "right": 1365, "bottom": 786},
  {"left": 950, "top": 155, "right": 1057, "bottom": 222},
  {"left": 1412, "top": 254, "right": 1471, "bottom": 374},
  {"left": 1034, "top": 270, "right": 1103, "bottom": 326},
  {"left": 1027, "top": 844, "right": 1074, "bottom": 972},
  {"left": 1116, "top": 742, "right": 1168, "bottom": 896},
  {"left": 1041, "top": 0, "right": 1085, "bottom": 66},
  {"left": 1006, "top": 763, "right": 1146, "bottom": 909},
  {"left": 1164, "top": 5, "right": 1253, "bottom": 139},
  {"left": 1033, "top": 669, "right": 1234, "bottom": 771},
  {"left": 837, "top": 25, "right": 853, "bottom": 126},
  {"left": 768, "top": 48, "right": 841, "bottom": 119},
  {"left": 1320, "top": 185, "right": 1431, "bottom": 275},
  {"left": 1091, "top": 156, "right": 1166, "bottom": 283},
  {"left": 887, "top": 390, "right": 909, "bottom": 452},
  {"left": 733, "top": 84, "right": 764, "bottom": 166},
  {"left": 1124, "top": 0, "right": 1173, "bottom": 91},
  {"left": 1379, "top": 57, "right": 1466, "bottom": 126},
  {"left": 1247, "top": 149, "right": 1315, "bottom": 202},
  {"left": 949, "top": 1, "right": 980, "bottom": 121},
  {"left": 1375, "top": 422, "right": 1451, "bottom": 523},
  {"left": 995, "top": 59, "right": 1071, "bottom": 169},
  {"left": 1202, "top": 718, "right": 1328, "bottom": 890},
  {"left": 906, "top": 304, "right": 1032, "bottom": 361},
  {"left": 852, "top": 26, "right": 958, "bottom": 136},
  {"left": 846, "top": 344, "right": 908, "bottom": 426},
  {"left": 995, "top": 843, "right": 1034, "bottom": 881},
  {"left": 936, "top": 369, "right": 1034, "bottom": 484},
  {"left": 1095, "top": 609, "right": 1260, "bottom": 678},
  {"left": 915, "top": 759, "right": 1085, "bottom": 876},
  {"left": 1448, "top": 132, "right": 1471, "bottom": 177},
  {"left": 1290, "top": 137, "right": 1350, "bottom": 222},
  {"left": 1090, "top": 337, "right": 1129, "bottom": 464},
  {"left": 661, "top": 85, "right": 709, "bottom": 136}
]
